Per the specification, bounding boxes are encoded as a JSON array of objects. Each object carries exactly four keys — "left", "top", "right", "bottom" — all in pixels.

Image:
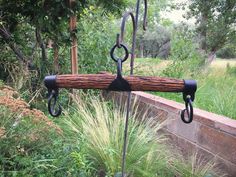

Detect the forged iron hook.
[
  {"left": 181, "top": 80, "right": 197, "bottom": 123},
  {"left": 135, "top": 0, "right": 148, "bottom": 31},
  {"left": 112, "top": 1, "right": 148, "bottom": 177},
  {"left": 116, "top": 34, "right": 122, "bottom": 48},
  {"left": 48, "top": 89, "right": 62, "bottom": 117},
  {"left": 120, "top": 11, "right": 136, "bottom": 44},
  {"left": 181, "top": 95, "right": 193, "bottom": 124}
]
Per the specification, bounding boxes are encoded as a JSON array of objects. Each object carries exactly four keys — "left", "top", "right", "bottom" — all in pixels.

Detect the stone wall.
[{"left": 104, "top": 91, "right": 236, "bottom": 176}]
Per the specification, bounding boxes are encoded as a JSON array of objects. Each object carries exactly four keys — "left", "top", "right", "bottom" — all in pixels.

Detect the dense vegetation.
[
  {"left": 0, "top": 87, "right": 220, "bottom": 176},
  {"left": 0, "top": 0, "right": 235, "bottom": 176}
]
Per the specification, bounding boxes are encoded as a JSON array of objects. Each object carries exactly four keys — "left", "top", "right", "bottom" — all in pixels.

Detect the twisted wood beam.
[{"left": 44, "top": 74, "right": 196, "bottom": 93}]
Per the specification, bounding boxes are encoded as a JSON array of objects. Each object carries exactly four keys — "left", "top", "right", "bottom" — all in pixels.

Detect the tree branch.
[
  {"left": 35, "top": 28, "right": 47, "bottom": 61},
  {"left": 0, "top": 26, "right": 27, "bottom": 64}
]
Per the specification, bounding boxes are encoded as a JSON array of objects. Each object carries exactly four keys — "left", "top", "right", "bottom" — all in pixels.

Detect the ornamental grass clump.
[
  {"left": 63, "top": 96, "right": 174, "bottom": 177},
  {"left": 63, "top": 95, "right": 222, "bottom": 177}
]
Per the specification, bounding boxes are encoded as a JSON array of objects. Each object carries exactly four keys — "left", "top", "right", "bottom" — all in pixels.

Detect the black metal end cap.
[
  {"left": 183, "top": 80, "right": 197, "bottom": 101},
  {"left": 44, "top": 75, "right": 57, "bottom": 90}
]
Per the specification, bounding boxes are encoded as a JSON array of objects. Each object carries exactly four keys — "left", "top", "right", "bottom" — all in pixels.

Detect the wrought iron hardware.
[{"left": 43, "top": 1, "right": 197, "bottom": 176}]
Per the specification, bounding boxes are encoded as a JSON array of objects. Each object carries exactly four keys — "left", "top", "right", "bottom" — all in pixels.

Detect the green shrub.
[
  {"left": 0, "top": 105, "right": 91, "bottom": 176},
  {"left": 62, "top": 97, "right": 171, "bottom": 176},
  {"left": 162, "top": 26, "right": 205, "bottom": 78},
  {"left": 0, "top": 80, "right": 3, "bottom": 87},
  {"left": 171, "top": 152, "right": 221, "bottom": 177},
  {"left": 136, "top": 25, "right": 171, "bottom": 58},
  {"left": 217, "top": 44, "right": 236, "bottom": 59},
  {"left": 77, "top": 7, "right": 118, "bottom": 74}
]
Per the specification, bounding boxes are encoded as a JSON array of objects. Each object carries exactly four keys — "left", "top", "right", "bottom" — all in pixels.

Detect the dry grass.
[{"left": 210, "top": 59, "right": 236, "bottom": 68}]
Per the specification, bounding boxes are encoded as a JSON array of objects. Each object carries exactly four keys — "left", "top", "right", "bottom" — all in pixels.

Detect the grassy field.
[
  {"left": 124, "top": 58, "right": 236, "bottom": 119},
  {"left": 124, "top": 58, "right": 236, "bottom": 75},
  {"left": 210, "top": 59, "right": 236, "bottom": 68}
]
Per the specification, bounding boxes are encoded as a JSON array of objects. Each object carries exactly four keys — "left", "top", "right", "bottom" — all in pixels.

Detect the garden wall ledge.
[{"left": 103, "top": 91, "right": 236, "bottom": 176}]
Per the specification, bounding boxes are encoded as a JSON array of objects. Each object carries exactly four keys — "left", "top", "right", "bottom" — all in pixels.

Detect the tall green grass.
[
  {"left": 155, "top": 68, "right": 236, "bottom": 119},
  {"left": 61, "top": 96, "right": 220, "bottom": 177},
  {"left": 195, "top": 68, "right": 236, "bottom": 119},
  {"left": 62, "top": 97, "right": 171, "bottom": 176}
]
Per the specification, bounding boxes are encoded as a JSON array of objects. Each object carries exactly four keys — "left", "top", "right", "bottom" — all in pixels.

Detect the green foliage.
[
  {"left": 77, "top": 7, "right": 118, "bottom": 74},
  {"left": 195, "top": 69, "right": 236, "bottom": 119},
  {"left": 0, "top": 0, "right": 129, "bottom": 80},
  {"left": 137, "top": 25, "right": 171, "bottom": 58},
  {"left": 226, "top": 64, "right": 236, "bottom": 75},
  {"left": 62, "top": 97, "right": 171, "bottom": 176},
  {"left": 157, "top": 67, "right": 236, "bottom": 120},
  {"left": 0, "top": 0, "right": 127, "bottom": 36},
  {"left": 171, "top": 152, "right": 220, "bottom": 177},
  {"left": 186, "top": 0, "right": 236, "bottom": 53},
  {"left": 162, "top": 25, "right": 205, "bottom": 78},
  {"left": 0, "top": 80, "right": 3, "bottom": 87},
  {"left": 0, "top": 2, "right": 129, "bottom": 111},
  {"left": 217, "top": 43, "right": 236, "bottom": 59},
  {"left": 0, "top": 89, "right": 221, "bottom": 176},
  {"left": 0, "top": 105, "right": 94, "bottom": 176}
]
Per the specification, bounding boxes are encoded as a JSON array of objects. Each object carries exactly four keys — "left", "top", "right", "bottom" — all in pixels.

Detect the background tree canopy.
[
  {"left": 0, "top": 0, "right": 130, "bottom": 97},
  {"left": 186, "top": 0, "right": 236, "bottom": 62},
  {"left": 0, "top": 0, "right": 128, "bottom": 67}
]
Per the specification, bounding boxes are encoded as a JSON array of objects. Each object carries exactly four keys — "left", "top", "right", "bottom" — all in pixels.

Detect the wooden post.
[{"left": 69, "top": 0, "right": 78, "bottom": 74}]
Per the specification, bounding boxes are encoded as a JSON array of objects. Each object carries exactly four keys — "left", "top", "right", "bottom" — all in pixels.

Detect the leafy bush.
[
  {"left": 0, "top": 7, "right": 121, "bottom": 114},
  {"left": 137, "top": 25, "right": 171, "bottom": 58},
  {"left": 0, "top": 86, "right": 92, "bottom": 176},
  {"left": 76, "top": 7, "right": 119, "bottom": 74},
  {"left": 162, "top": 25, "right": 205, "bottom": 78},
  {"left": 217, "top": 44, "right": 236, "bottom": 59}
]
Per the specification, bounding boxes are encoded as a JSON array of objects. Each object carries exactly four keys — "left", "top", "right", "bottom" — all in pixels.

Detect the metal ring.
[
  {"left": 110, "top": 43, "right": 129, "bottom": 63},
  {"left": 181, "top": 97, "right": 193, "bottom": 124}
]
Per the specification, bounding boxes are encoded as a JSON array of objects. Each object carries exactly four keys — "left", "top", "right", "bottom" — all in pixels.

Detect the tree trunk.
[
  {"left": 199, "top": 12, "right": 208, "bottom": 52},
  {"left": 0, "top": 26, "right": 27, "bottom": 65},
  {"left": 35, "top": 28, "right": 48, "bottom": 77},
  {"left": 36, "top": 28, "right": 47, "bottom": 62},
  {"left": 140, "top": 43, "right": 144, "bottom": 58},
  {"left": 207, "top": 51, "right": 216, "bottom": 64}
]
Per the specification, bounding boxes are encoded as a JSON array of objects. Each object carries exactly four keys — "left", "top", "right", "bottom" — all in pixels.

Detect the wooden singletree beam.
[{"left": 44, "top": 74, "right": 197, "bottom": 92}]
